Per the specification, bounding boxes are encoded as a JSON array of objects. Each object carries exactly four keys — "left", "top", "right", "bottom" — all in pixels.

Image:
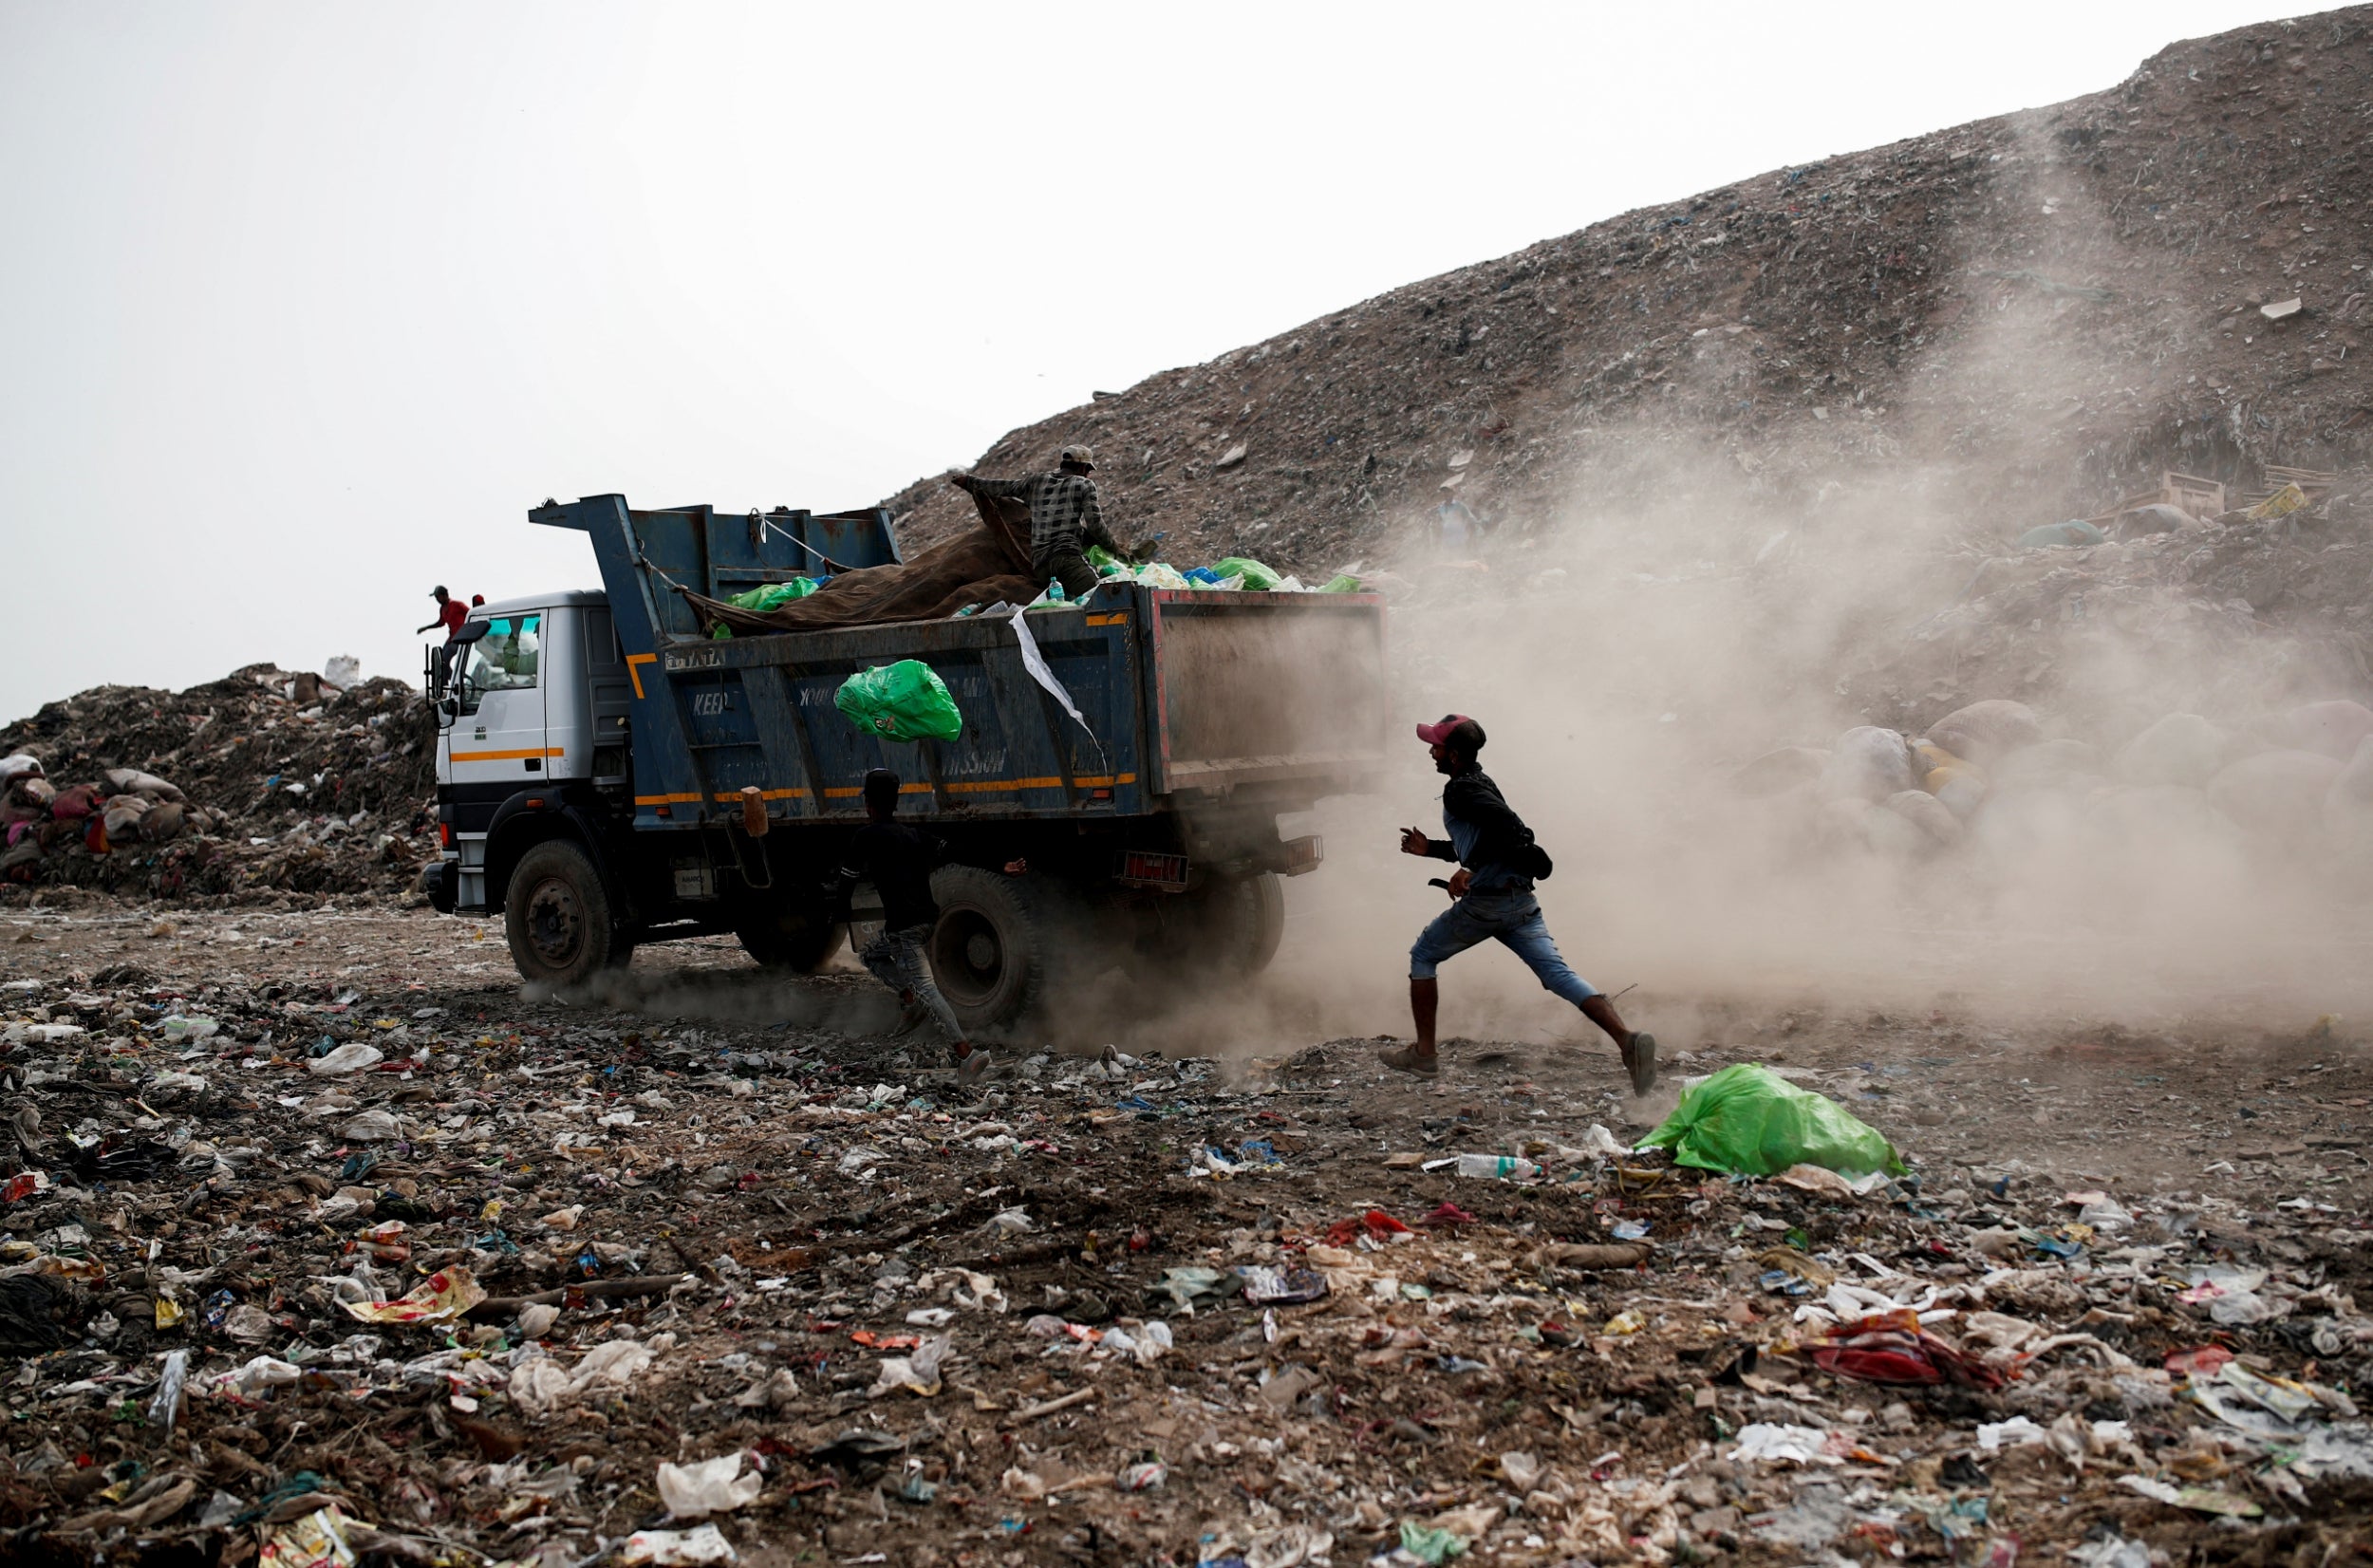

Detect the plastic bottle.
[{"left": 1454, "top": 1153, "right": 1542, "bottom": 1180}]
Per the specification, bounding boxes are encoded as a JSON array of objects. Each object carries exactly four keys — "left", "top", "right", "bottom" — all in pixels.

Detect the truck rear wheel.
[
  {"left": 504, "top": 839, "right": 622, "bottom": 987},
  {"left": 1169, "top": 873, "right": 1286, "bottom": 973},
  {"left": 737, "top": 910, "right": 847, "bottom": 973},
  {"left": 926, "top": 866, "right": 1059, "bottom": 1033}
]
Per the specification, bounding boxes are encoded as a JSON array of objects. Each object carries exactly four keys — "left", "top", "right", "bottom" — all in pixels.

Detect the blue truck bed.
[
  {"left": 429, "top": 493, "right": 1389, "bottom": 1029},
  {"left": 534, "top": 494, "right": 1390, "bottom": 830}
]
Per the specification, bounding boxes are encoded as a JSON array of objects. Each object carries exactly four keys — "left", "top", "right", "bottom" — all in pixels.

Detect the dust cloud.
[{"left": 1237, "top": 224, "right": 2373, "bottom": 1059}]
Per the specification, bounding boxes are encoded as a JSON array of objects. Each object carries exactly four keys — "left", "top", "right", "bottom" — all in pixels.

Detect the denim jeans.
[
  {"left": 861, "top": 924, "right": 964, "bottom": 1042},
  {"left": 1409, "top": 891, "right": 1598, "bottom": 1005}
]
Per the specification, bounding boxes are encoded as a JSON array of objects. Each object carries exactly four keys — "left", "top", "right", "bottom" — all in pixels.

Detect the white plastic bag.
[{"left": 656, "top": 1453, "right": 762, "bottom": 1518}]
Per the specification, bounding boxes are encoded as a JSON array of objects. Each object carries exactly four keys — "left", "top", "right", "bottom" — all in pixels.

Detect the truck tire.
[
  {"left": 504, "top": 839, "right": 621, "bottom": 987},
  {"left": 736, "top": 911, "right": 847, "bottom": 973},
  {"left": 926, "top": 866, "right": 1057, "bottom": 1033},
  {"left": 1170, "top": 873, "right": 1286, "bottom": 974}
]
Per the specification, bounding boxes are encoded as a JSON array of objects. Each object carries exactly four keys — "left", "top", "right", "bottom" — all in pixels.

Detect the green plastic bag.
[
  {"left": 1398, "top": 1521, "right": 1469, "bottom": 1563},
  {"left": 834, "top": 661, "right": 962, "bottom": 743},
  {"left": 727, "top": 577, "right": 821, "bottom": 612},
  {"left": 1208, "top": 555, "right": 1282, "bottom": 591},
  {"left": 1085, "top": 545, "right": 1128, "bottom": 577},
  {"left": 2016, "top": 520, "right": 2104, "bottom": 551},
  {"left": 1637, "top": 1063, "right": 1906, "bottom": 1177},
  {"left": 1317, "top": 573, "right": 1363, "bottom": 593}
]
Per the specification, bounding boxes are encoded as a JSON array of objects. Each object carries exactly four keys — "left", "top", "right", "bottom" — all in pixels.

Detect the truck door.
[{"left": 452, "top": 612, "right": 549, "bottom": 785}]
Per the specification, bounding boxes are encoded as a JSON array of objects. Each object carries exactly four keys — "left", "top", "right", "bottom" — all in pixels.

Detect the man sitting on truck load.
[
  {"left": 950, "top": 444, "right": 1130, "bottom": 602},
  {"left": 833, "top": 769, "right": 988, "bottom": 1083},
  {"left": 1384, "top": 715, "right": 1656, "bottom": 1094}
]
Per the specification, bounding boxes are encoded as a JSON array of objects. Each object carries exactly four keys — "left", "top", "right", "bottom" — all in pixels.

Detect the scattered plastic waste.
[{"left": 619, "top": 1523, "right": 740, "bottom": 1565}]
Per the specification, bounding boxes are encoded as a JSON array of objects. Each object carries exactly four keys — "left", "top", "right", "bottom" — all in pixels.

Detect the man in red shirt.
[
  {"left": 418, "top": 586, "right": 467, "bottom": 639},
  {"left": 418, "top": 586, "right": 470, "bottom": 689}
]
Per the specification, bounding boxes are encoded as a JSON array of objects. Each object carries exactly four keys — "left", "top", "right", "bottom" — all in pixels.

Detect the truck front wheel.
[
  {"left": 504, "top": 839, "right": 623, "bottom": 987},
  {"left": 926, "top": 866, "right": 1060, "bottom": 1033}
]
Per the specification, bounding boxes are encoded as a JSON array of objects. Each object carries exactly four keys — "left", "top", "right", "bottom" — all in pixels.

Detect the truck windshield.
[{"left": 459, "top": 615, "right": 540, "bottom": 712}]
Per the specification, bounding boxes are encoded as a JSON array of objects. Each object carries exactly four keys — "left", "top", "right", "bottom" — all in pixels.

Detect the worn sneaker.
[
  {"left": 888, "top": 996, "right": 930, "bottom": 1038},
  {"left": 1377, "top": 1044, "right": 1440, "bottom": 1077},
  {"left": 955, "top": 1044, "right": 990, "bottom": 1085},
  {"left": 1626, "top": 1031, "right": 1658, "bottom": 1096}
]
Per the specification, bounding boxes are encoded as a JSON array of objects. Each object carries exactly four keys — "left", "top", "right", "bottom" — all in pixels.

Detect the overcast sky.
[{"left": 0, "top": 0, "right": 2297, "bottom": 722}]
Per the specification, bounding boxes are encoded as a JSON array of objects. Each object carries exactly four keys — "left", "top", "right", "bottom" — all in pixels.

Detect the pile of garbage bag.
[{"left": 1080, "top": 547, "right": 1363, "bottom": 599}]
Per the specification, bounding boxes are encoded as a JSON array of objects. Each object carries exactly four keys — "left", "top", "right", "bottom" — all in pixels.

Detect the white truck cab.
[{"left": 434, "top": 589, "right": 632, "bottom": 912}]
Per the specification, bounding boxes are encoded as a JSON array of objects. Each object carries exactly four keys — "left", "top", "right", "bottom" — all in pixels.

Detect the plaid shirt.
[{"left": 957, "top": 471, "right": 1121, "bottom": 563}]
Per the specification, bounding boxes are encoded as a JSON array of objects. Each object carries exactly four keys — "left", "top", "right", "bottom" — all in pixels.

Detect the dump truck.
[{"left": 422, "top": 495, "right": 1390, "bottom": 1030}]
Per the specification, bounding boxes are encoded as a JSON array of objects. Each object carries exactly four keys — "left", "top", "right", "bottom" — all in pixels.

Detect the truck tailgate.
[{"left": 1147, "top": 591, "right": 1388, "bottom": 793}]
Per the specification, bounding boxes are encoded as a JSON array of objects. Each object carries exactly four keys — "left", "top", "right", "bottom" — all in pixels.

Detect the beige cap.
[{"left": 1060, "top": 443, "right": 1096, "bottom": 469}]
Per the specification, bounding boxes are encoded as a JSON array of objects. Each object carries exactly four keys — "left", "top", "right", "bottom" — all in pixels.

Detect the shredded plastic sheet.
[
  {"left": 1638, "top": 1063, "right": 1905, "bottom": 1177},
  {"left": 340, "top": 1265, "right": 486, "bottom": 1325},
  {"left": 1810, "top": 1308, "right": 2005, "bottom": 1389}
]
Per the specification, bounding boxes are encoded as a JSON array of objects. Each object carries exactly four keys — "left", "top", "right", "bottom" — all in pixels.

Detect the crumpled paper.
[
  {"left": 257, "top": 1503, "right": 359, "bottom": 1568},
  {"left": 340, "top": 1265, "right": 485, "bottom": 1325}
]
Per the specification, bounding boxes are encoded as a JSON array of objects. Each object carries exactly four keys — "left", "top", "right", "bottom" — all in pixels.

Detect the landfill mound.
[
  {"left": 0, "top": 908, "right": 2366, "bottom": 1565},
  {"left": 0, "top": 665, "right": 439, "bottom": 905},
  {"left": 884, "top": 7, "right": 2373, "bottom": 603}
]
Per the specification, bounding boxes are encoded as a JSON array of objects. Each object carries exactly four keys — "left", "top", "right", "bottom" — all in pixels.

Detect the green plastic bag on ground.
[
  {"left": 1209, "top": 556, "right": 1283, "bottom": 591},
  {"left": 727, "top": 578, "right": 820, "bottom": 612},
  {"left": 834, "top": 661, "right": 962, "bottom": 743},
  {"left": 1637, "top": 1063, "right": 1906, "bottom": 1177}
]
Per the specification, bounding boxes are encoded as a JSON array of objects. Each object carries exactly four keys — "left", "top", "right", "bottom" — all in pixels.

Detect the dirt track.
[{"left": 4, "top": 900, "right": 2367, "bottom": 1566}]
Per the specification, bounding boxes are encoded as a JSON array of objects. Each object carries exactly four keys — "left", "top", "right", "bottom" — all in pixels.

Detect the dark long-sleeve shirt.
[
  {"left": 1426, "top": 767, "right": 1538, "bottom": 895},
  {"left": 832, "top": 820, "right": 944, "bottom": 933},
  {"left": 955, "top": 471, "right": 1123, "bottom": 566}
]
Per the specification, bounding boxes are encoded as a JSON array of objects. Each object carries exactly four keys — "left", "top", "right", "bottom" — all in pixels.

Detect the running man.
[{"left": 1382, "top": 714, "right": 1654, "bottom": 1092}]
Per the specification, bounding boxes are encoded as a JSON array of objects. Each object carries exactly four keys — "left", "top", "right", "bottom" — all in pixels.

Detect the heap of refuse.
[
  {"left": 1740, "top": 693, "right": 2373, "bottom": 876},
  {"left": 0, "top": 663, "right": 438, "bottom": 905},
  {"left": 0, "top": 904, "right": 2365, "bottom": 1564}
]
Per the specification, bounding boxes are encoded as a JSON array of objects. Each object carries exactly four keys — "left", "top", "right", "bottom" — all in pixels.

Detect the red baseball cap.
[{"left": 1415, "top": 714, "right": 1483, "bottom": 748}]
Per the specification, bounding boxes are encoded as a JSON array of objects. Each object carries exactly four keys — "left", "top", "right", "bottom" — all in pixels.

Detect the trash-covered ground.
[{"left": 3, "top": 905, "right": 2367, "bottom": 1566}]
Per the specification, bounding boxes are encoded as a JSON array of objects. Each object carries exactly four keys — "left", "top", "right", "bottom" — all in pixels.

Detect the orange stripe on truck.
[{"left": 449, "top": 747, "right": 564, "bottom": 762}]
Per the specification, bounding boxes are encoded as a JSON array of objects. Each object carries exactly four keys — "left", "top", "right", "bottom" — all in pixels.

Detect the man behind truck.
[
  {"left": 832, "top": 768, "right": 989, "bottom": 1084},
  {"left": 950, "top": 444, "right": 1133, "bottom": 601}
]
